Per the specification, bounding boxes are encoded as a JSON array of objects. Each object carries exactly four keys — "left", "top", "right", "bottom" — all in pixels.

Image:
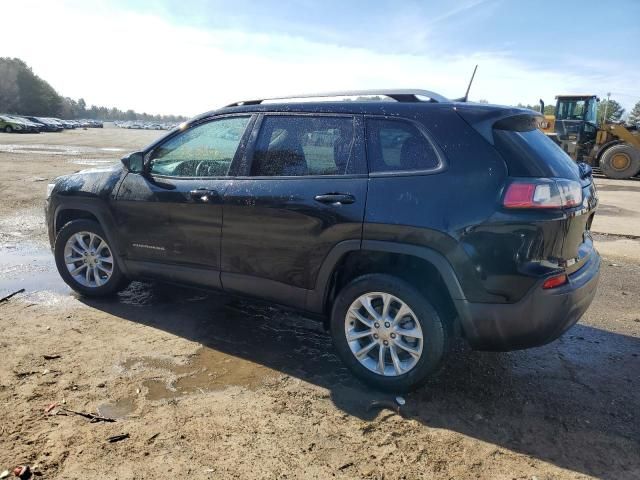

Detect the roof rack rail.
[{"left": 225, "top": 89, "right": 450, "bottom": 107}]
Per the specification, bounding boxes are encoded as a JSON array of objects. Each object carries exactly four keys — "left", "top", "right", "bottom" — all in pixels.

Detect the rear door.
[
  {"left": 114, "top": 115, "right": 254, "bottom": 287},
  {"left": 221, "top": 113, "right": 367, "bottom": 309}
]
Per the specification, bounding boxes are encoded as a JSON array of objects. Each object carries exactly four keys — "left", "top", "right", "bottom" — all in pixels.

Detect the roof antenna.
[{"left": 462, "top": 65, "right": 478, "bottom": 102}]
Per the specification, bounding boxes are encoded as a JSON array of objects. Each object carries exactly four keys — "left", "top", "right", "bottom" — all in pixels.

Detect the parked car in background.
[
  {"left": 24, "top": 116, "right": 63, "bottom": 132},
  {"left": 115, "top": 121, "right": 172, "bottom": 130},
  {"left": 7, "top": 115, "right": 42, "bottom": 133},
  {"left": 1, "top": 115, "right": 42, "bottom": 133},
  {"left": 0, "top": 115, "right": 26, "bottom": 133},
  {"left": 41, "top": 118, "right": 66, "bottom": 130},
  {"left": 0, "top": 115, "right": 104, "bottom": 132},
  {"left": 52, "top": 118, "right": 75, "bottom": 129},
  {"left": 20, "top": 117, "right": 45, "bottom": 131},
  {"left": 45, "top": 89, "right": 601, "bottom": 391}
]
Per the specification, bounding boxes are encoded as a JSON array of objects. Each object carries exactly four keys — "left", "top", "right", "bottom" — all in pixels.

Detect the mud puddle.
[
  {"left": 116, "top": 301, "right": 351, "bottom": 399},
  {"left": 0, "top": 233, "right": 216, "bottom": 307},
  {"left": 0, "top": 240, "right": 71, "bottom": 302},
  {"left": 97, "top": 397, "right": 137, "bottom": 419},
  {"left": 123, "top": 348, "right": 277, "bottom": 400}
]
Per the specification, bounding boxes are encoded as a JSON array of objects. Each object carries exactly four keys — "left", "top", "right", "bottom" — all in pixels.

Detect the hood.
[{"left": 54, "top": 162, "right": 125, "bottom": 201}]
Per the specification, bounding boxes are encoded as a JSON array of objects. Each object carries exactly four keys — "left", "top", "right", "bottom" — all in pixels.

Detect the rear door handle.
[
  {"left": 189, "top": 188, "right": 219, "bottom": 202},
  {"left": 314, "top": 193, "right": 355, "bottom": 205}
]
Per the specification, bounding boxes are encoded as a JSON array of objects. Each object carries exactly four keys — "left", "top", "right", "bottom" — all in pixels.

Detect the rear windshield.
[{"left": 493, "top": 128, "right": 580, "bottom": 179}]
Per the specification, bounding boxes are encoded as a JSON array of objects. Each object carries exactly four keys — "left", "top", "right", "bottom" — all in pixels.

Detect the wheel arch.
[
  {"left": 54, "top": 208, "right": 100, "bottom": 234},
  {"left": 53, "top": 201, "right": 129, "bottom": 275},
  {"left": 308, "top": 240, "right": 470, "bottom": 337}
]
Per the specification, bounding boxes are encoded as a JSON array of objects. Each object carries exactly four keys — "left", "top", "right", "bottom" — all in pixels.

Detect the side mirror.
[{"left": 121, "top": 151, "right": 145, "bottom": 174}]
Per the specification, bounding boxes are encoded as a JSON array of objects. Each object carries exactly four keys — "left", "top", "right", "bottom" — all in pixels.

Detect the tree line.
[{"left": 0, "top": 57, "right": 187, "bottom": 122}]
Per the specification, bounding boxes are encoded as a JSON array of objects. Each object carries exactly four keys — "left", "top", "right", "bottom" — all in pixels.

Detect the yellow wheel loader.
[{"left": 540, "top": 95, "right": 640, "bottom": 179}]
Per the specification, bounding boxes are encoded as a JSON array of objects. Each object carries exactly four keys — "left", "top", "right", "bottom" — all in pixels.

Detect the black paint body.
[{"left": 46, "top": 100, "right": 600, "bottom": 350}]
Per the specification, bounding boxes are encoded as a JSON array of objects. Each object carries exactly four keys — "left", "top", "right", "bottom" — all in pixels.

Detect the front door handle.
[
  {"left": 189, "top": 188, "right": 219, "bottom": 202},
  {"left": 314, "top": 193, "right": 355, "bottom": 205}
]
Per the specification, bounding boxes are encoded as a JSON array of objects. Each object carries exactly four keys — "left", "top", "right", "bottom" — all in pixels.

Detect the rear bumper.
[{"left": 460, "top": 251, "right": 600, "bottom": 351}]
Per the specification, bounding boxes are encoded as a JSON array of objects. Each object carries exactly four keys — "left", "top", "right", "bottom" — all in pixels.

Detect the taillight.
[
  {"left": 542, "top": 274, "right": 568, "bottom": 289},
  {"left": 503, "top": 179, "right": 582, "bottom": 209}
]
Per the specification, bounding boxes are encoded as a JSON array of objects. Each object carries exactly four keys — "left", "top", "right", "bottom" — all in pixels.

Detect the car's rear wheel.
[
  {"left": 5, "top": 126, "right": 13, "bottom": 133},
  {"left": 54, "top": 219, "right": 129, "bottom": 297},
  {"left": 330, "top": 274, "right": 448, "bottom": 392}
]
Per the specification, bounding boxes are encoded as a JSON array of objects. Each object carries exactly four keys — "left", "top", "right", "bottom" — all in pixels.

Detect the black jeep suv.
[{"left": 45, "top": 90, "right": 600, "bottom": 391}]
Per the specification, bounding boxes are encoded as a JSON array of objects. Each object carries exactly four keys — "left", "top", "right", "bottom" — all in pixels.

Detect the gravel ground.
[{"left": 0, "top": 127, "right": 638, "bottom": 479}]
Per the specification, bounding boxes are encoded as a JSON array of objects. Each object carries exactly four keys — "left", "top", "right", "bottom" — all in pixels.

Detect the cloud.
[
  {"left": 426, "top": 0, "right": 492, "bottom": 25},
  {"left": 1, "top": 1, "right": 638, "bottom": 116}
]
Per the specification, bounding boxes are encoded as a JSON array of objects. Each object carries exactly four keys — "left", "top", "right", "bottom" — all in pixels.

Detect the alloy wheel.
[
  {"left": 63, "top": 231, "right": 114, "bottom": 288},
  {"left": 344, "top": 292, "right": 424, "bottom": 376}
]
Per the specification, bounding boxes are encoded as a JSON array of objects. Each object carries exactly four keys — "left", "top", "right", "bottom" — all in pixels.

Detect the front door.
[
  {"left": 114, "top": 115, "right": 254, "bottom": 287},
  {"left": 221, "top": 113, "right": 367, "bottom": 309}
]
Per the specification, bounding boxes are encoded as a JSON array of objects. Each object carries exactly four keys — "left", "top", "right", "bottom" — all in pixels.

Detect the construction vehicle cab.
[
  {"left": 542, "top": 94, "right": 640, "bottom": 179},
  {"left": 554, "top": 95, "right": 599, "bottom": 162}
]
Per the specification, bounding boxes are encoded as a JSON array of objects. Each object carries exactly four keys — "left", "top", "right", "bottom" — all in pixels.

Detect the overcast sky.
[{"left": 3, "top": 0, "right": 639, "bottom": 116}]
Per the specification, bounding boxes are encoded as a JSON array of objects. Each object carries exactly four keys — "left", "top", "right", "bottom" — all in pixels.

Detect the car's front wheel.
[
  {"left": 5, "top": 126, "right": 13, "bottom": 133},
  {"left": 54, "top": 219, "right": 129, "bottom": 297},
  {"left": 330, "top": 274, "right": 448, "bottom": 392}
]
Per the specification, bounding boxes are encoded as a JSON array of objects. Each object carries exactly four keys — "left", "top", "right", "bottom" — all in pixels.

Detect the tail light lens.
[
  {"left": 503, "top": 179, "right": 582, "bottom": 209},
  {"left": 542, "top": 274, "right": 568, "bottom": 289}
]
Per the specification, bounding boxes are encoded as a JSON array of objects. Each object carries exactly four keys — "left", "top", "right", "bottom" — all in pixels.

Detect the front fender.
[{"left": 48, "top": 197, "right": 129, "bottom": 277}]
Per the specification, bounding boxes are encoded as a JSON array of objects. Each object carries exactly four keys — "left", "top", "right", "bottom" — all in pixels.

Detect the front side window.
[
  {"left": 366, "top": 118, "right": 440, "bottom": 173},
  {"left": 251, "top": 115, "right": 355, "bottom": 176},
  {"left": 149, "top": 116, "right": 251, "bottom": 177}
]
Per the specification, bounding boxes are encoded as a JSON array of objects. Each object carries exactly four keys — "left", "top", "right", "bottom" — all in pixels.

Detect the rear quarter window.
[
  {"left": 366, "top": 118, "right": 441, "bottom": 173},
  {"left": 493, "top": 128, "right": 580, "bottom": 179}
]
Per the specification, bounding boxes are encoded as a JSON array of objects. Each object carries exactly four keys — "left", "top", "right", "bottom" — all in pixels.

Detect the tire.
[
  {"left": 5, "top": 125, "right": 13, "bottom": 133},
  {"left": 330, "top": 274, "right": 448, "bottom": 392},
  {"left": 54, "top": 219, "right": 129, "bottom": 297},
  {"left": 599, "top": 144, "right": 640, "bottom": 179}
]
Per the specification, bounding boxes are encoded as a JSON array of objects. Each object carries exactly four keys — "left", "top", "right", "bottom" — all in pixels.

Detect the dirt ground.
[{"left": 0, "top": 127, "right": 638, "bottom": 479}]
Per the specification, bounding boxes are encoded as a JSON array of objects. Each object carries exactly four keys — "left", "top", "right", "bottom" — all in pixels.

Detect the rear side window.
[
  {"left": 366, "top": 118, "right": 440, "bottom": 173},
  {"left": 493, "top": 128, "right": 580, "bottom": 178},
  {"left": 251, "top": 115, "right": 356, "bottom": 176}
]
